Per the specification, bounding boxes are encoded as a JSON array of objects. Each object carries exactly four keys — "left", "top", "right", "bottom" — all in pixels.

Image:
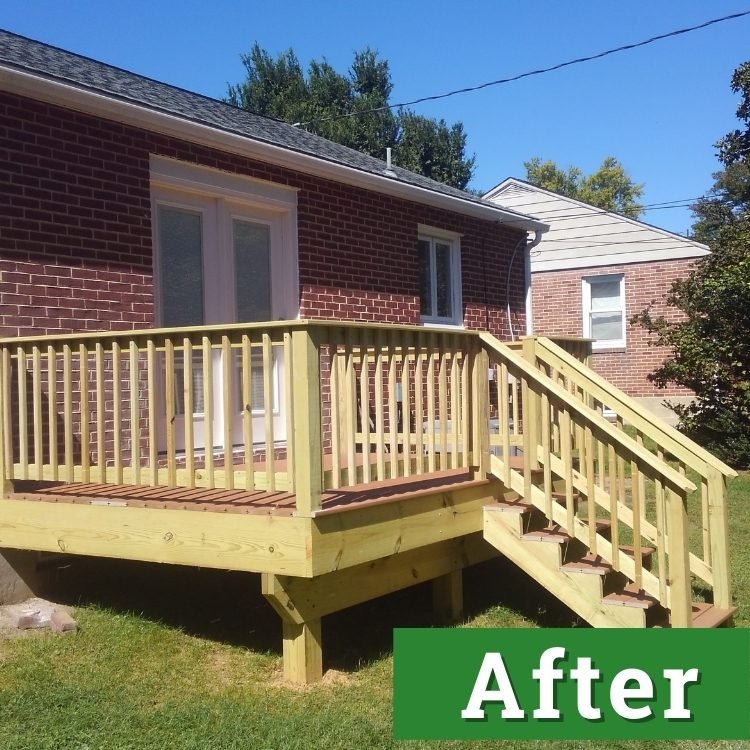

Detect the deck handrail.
[
  {"left": 479, "top": 332, "right": 697, "bottom": 625},
  {"left": 533, "top": 336, "right": 736, "bottom": 478},
  {"left": 527, "top": 335, "right": 733, "bottom": 609}
]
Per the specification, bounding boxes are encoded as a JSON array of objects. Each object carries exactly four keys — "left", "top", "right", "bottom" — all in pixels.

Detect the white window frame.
[
  {"left": 418, "top": 225, "right": 463, "bottom": 327},
  {"left": 582, "top": 273, "right": 626, "bottom": 350}
]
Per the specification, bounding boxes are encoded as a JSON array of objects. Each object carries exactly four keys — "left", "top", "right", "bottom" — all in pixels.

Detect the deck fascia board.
[{"left": 0, "top": 498, "right": 312, "bottom": 576}]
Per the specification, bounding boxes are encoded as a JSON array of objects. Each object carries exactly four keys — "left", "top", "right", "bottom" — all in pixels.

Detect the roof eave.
[{"left": 1, "top": 65, "right": 547, "bottom": 232}]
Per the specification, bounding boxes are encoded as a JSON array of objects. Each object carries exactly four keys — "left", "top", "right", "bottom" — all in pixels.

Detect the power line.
[{"left": 294, "top": 10, "right": 750, "bottom": 127}]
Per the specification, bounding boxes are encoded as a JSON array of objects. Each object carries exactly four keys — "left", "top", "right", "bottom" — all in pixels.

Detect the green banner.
[{"left": 393, "top": 628, "right": 750, "bottom": 740}]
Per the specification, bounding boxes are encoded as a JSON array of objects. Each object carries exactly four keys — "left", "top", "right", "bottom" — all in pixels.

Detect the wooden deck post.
[
  {"left": 521, "top": 337, "right": 541, "bottom": 469},
  {"left": 707, "top": 469, "right": 732, "bottom": 610},
  {"left": 282, "top": 619, "right": 323, "bottom": 684},
  {"left": 291, "top": 327, "right": 322, "bottom": 517},
  {"left": 0, "top": 345, "right": 13, "bottom": 496},
  {"left": 471, "top": 343, "right": 490, "bottom": 477},
  {"left": 667, "top": 487, "right": 693, "bottom": 627},
  {"left": 432, "top": 570, "right": 464, "bottom": 625}
]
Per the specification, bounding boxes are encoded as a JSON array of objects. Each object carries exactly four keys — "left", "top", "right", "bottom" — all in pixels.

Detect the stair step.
[
  {"left": 620, "top": 544, "right": 656, "bottom": 560},
  {"left": 522, "top": 525, "right": 571, "bottom": 544},
  {"left": 484, "top": 500, "right": 533, "bottom": 514},
  {"left": 562, "top": 554, "right": 613, "bottom": 576},
  {"left": 691, "top": 602, "right": 738, "bottom": 628},
  {"left": 603, "top": 583, "right": 659, "bottom": 610}
]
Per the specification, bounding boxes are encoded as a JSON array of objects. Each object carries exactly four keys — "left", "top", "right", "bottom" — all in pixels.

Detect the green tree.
[
  {"left": 227, "top": 44, "right": 474, "bottom": 190},
  {"left": 634, "top": 61, "right": 750, "bottom": 467},
  {"left": 524, "top": 156, "right": 645, "bottom": 218}
]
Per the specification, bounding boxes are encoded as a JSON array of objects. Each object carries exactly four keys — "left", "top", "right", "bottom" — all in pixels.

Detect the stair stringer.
[
  {"left": 484, "top": 508, "right": 646, "bottom": 628},
  {"left": 490, "top": 454, "right": 668, "bottom": 609}
]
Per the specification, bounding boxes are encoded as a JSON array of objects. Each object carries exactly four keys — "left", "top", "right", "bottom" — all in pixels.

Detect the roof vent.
[{"left": 384, "top": 147, "right": 396, "bottom": 176}]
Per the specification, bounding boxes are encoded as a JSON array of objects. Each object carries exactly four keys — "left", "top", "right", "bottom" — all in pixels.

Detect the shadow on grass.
[{"left": 44, "top": 552, "right": 585, "bottom": 674}]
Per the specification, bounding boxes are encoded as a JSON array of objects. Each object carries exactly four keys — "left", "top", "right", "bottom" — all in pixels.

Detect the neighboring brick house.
[
  {"left": 0, "top": 31, "right": 546, "bottom": 349},
  {"left": 484, "top": 178, "right": 709, "bottom": 423}
]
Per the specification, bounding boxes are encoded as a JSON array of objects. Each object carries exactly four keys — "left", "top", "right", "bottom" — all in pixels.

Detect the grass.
[{"left": 0, "top": 473, "right": 748, "bottom": 749}]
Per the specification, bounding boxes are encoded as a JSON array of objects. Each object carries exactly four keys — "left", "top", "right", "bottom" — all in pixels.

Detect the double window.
[
  {"left": 582, "top": 273, "right": 626, "bottom": 349},
  {"left": 418, "top": 230, "right": 462, "bottom": 326}
]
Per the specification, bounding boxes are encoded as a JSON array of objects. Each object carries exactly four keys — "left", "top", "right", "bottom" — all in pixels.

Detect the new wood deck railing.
[
  {"left": 0, "top": 322, "right": 733, "bottom": 620},
  {"left": 524, "top": 335, "right": 737, "bottom": 609},
  {"left": 479, "top": 332, "right": 701, "bottom": 626}
]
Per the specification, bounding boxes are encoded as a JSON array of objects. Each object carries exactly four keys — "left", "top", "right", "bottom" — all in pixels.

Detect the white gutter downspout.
[{"left": 525, "top": 229, "right": 544, "bottom": 336}]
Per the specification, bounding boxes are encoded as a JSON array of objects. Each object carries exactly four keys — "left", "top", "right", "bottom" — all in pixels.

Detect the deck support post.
[
  {"left": 667, "top": 488, "right": 693, "bottom": 628},
  {"left": 521, "top": 337, "right": 541, "bottom": 469},
  {"left": 471, "top": 344, "right": 490, "bottom": 477},
  {"left": 291, "top": 327, "right": 323, "bottom": 517},
  {"left": 707, "top": 469, "right": 732, "bottom": 610},
  {"left": 282, "top": 619, "right": 323, "bottom": 684},
  {"left": 432, "top": 569, "right": 463, "bottom": 625}
]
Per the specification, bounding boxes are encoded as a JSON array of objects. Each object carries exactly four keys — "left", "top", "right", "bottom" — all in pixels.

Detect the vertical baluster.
[
  {"left": 700, "top": 472, "right": 711, "bottom": 568},
  {"left": 359, "top": 329, "right": 371, "bottom": 484},
  {"left": 460, "top": 345, "right": 469, "bottom": 469},
  {"left": 401, "top": 332, "right": 412, "bottom": 477},
  {"left": 221, "top": 335, "right": 233, "bottom": 490},
  {"left": 79, "top": 344, "right": 90, "bottom": 484},
  {"left": 183, "top": 338, "right": 195, "bottom": 488},
  {"left": 96, "top": 342, "right": 106, "bottom": 483},
  {"left": 585, "top": 424, "right": 596, "bottom": 556},
  {"left": 636, "top": 431, "right": 647, "bottom": 524},
  {"left": 521, "top": 376, "right": 532, "bottom": 503},
  {"left": 262, "top": 332, "right": 275, "bottom": 491},
  {"left": 165, "top": 337, "right": 177, "bottom": 488},
  {"left": 16, "top": 346, "right": 28, "bottom": 480},
  {"left": 147, "top": 339, "right": 158, "bottom": 486},
  {"left": 511, "top": 375, "right": 520, "bottom": 446},
  {"left": 500, "top": 362, "right": 511, "bottom": 486},
  {"left": 329, "top": 337, "right": 341, "bottom": 490},
  {"left": 345, "top": 328, "right": 357, "bottom": 486},
  {"left": 655, "top": 467, "right": 668, "bottom": 605},
  {"left": 388, "top": 335, "right": 398, "bottom": 479},
  {"left": 47, "top": 345, "right": 57, "bottom": 481},
  {"left": 560, "top": 406, "right": 575, "bottom": 533},
  {"left": 201, "top": 335, "right": 214, "bottom": 488},
  {"left": 283, "top": 330, "right": 294, "bottom": 493},
  {"left": 62, "top": 344, "right": 73, "bottom": 483},
  {"left": 607, "top": 442, "right": 619, "bottom": 571},
  {"left": 426, "top": 332, "right": 436, "bottom": 473},
  {"left": 541, "top": 388, "right": 552, "bottom": 520},
  {"left": 631, "top": 458, "right": 643, "bottom": 591},
  {"left": 129, "top": 341, "right": 140, "bottom": 486},
  {"left": 438, "top": 336, "right": 448, "bottom": 470},
  {"left": 1, "top": 347, "right": 13, "bottom": 485},
  {"left": 450, "top": 337, "right": 459, "bottom": 469},
  {"left": 374, "top": 329, "right": 385, "bottom": 481},
  {"left": 32, "top": 346, "right": 42, "bottom": 479},
  {"left": 241, "top": 334, "right": 254, "bottom": 491},
  {"left": 112, "top": 340, "right": 123, "bottom": 485},
  {"left": 414, "top": 333, "right": 424, "bottom": 475}
]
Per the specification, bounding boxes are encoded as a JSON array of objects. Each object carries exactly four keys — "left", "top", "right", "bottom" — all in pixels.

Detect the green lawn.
[{"left": 0, "top": 473, "right": 748, "bottom": 750}]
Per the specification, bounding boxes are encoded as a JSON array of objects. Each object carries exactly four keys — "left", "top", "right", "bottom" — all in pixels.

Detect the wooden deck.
[{"left": 7, "top": 468, "right": 476, "bottom": 517}]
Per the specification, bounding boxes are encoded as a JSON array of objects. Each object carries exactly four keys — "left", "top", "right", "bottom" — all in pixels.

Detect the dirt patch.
[{"left": 269, "top": 667, "right": 354, "bottom": 692}]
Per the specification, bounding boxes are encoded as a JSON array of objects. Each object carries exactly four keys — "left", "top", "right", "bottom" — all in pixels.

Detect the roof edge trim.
[{"left": 1, "top": 65, "right": 548, "bottom": 232}]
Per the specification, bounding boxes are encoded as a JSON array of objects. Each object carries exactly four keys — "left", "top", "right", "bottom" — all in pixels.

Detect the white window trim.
[
  {"left": 418, "top": 226, "right": 463, "bottom": 327},
  {"left": 582, "top": 273, "right": 626, "bottom": 350}
]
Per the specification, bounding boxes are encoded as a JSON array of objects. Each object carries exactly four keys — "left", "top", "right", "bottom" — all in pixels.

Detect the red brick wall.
[
  {"left": 531, "top": 259, "right": 699, "bottom": 397},
  {"left": 1, "top": 91, "right": 527, "bottom": 338}
]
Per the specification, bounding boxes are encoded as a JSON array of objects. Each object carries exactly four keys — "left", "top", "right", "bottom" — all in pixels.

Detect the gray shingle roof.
[{"left": 0, "top": 29, "right": 542, "bottom": 227}]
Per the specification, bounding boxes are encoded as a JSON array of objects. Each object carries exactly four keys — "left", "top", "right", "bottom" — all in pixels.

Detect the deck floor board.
[{"left": 7, "top": 468, "right": 481, "bottom": 516}]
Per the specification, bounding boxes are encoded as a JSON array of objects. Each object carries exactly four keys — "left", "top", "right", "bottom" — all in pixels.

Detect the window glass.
[
  {"left": 418, "top": 238, "right": 432, "bottom": 316},
  {"left": 590, "top": 280, "right": 621, "bottom": 310},
  {"left": 234, "top": 220, "right": 271, "bottom": 322},
  {"left": 157, "top": 206, "right": 204, "bottom": 327},
  {"left": 591, "top": 312, "right": 623, "bottom": 340},
  {"left": 585, "top": 275, "right": 625, "bottom": 347},
  {"left": 435, "top": 242, "right": 452, "bottom": 319}
]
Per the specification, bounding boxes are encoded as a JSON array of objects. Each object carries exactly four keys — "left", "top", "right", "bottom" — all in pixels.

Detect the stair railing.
[
  {"left": 526, "top": 336, "right": 735, "bottom": 610},
  {"left": 480, "top": 332, "right": 698, "bottom": 627}
]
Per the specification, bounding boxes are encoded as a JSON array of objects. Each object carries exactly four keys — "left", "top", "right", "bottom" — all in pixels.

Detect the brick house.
[
  {"left": 484, "top": 178, "right": 709, "bottom": 422},
  {"left": 0, "top": 30, "right": 546, "bottom": 345}
]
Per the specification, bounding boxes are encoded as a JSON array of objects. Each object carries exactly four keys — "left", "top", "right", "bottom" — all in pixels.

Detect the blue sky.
[{"left": 3, "top": 1, "right": 749, "bottom": 233}]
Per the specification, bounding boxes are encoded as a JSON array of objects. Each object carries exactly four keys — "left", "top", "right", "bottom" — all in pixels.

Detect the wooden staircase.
[{"left": 478, "top": 333, "right": 738, "bottom": 629}]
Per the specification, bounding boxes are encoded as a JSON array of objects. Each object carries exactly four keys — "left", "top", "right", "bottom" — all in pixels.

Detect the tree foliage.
[
  {"left": 524, "top": 156, "right": 645, "bottom": 218},
  {"left": 227, "top": 44, "right": 475, "bottom": 189},
  {"left": 634, "top": 61, "right": 750, "bottom": 467}
]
